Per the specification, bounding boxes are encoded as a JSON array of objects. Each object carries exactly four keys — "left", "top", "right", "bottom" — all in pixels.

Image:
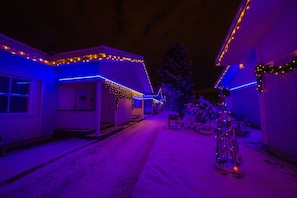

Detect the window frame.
[{"left": 0, "top": 75, "right": 31, "bottom": 113}]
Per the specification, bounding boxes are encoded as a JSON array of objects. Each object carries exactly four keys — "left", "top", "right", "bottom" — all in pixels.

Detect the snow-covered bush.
[
  {"left": 185, "top": 95, "right": 217, "bottom": 124},
  {"left": 183, "top": 96, "right": 217, "bottom": 134},
  {"left": 232, "top": 117, "right": 251, "bottom": 137}
]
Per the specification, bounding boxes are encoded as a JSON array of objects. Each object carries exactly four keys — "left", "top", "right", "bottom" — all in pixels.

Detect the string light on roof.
[
  {"left": 1, "top": 43, "right": 146, "bottom": 66},
  {"left": 214, "top": 65, "right": 231, "bottom": 88},
  {"left": 216, "top": 0, "right": 251, "bottom": 66},
  {"left": 1, "top": 44, "right": 48, "bottom": 65},
  {"left": 3, "top": 45, "right": 9, "bottom": 50},
  {"left": 1, "top": 42, "right": 154, "bottom": 93}
]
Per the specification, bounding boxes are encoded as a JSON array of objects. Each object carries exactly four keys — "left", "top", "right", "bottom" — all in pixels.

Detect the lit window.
[{"left": 0, "top": 76, "right": 30, "bottom": 113}]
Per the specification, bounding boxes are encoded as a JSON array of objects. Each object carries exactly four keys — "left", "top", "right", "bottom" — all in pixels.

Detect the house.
[
  {"left": 215, "top": 0, "right": 297, "bottom": 164},
  {"left": 0, "top": 34, "right": 154, "bottom": 149},
  {"left": 142, "top": 88, "right": 165, "bottom": 115}
]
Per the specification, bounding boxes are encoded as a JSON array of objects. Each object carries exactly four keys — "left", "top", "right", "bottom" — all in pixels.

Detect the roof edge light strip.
[
  {"left": 59, "top": 74, "right": 143, "bottom": 96},
  {"left": 1, "top": 43, "right": 154, "bottom": 93},
  {"left": 229, "top": 81, "right": 256, "bottom": 91},
  {"left": 1, "top": 44, "right": 146, "bottom": 66},
  {"left": 133, "top": 97, "right": 153, "bottom": 100},
  {"left": 216, "top": 0, "right": 251, "bottom": 66},
  {"left": 59, "top": 75, "right": 104, "bottom": 81},
  {"left": 134, "top": 97, "right": 160, "bottom": 103},
  {"left": 214, "top": 65, "right": 231, "bottom": 88}
]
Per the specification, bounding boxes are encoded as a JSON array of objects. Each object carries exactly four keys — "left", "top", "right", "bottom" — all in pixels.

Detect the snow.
[
  {"left": 0, "top": 114, "right": 164, "bottom": 197},
  {"left": 133, "top": 117, "right": 297, "bottom": 198},
  {"left": 0, "top": 112, "right": 297, "bottom": 197},
  {"left": 0, "top": 138, "right": 96, "bottom": 183}
]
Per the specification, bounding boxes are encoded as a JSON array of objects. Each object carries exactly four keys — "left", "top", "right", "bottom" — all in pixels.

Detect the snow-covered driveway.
[
  {"left": 0, "top": 113, "right": 167, "bottom": 198},
  {"left": 1, "top": 111, "right": 297, "bottom": 198},
  {"left": 132, "top": 121, "right": 297, "bottom": 198}
]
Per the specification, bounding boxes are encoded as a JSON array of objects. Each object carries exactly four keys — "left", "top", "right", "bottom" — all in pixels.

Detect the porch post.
[{"left": 141, "top": 95, "right": 144, "bottom": 119}]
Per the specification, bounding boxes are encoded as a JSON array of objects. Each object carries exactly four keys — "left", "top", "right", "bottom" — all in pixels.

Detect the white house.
[
  {"left": 142, "top": 88, "right": 165, "bottom": 115},
  {"left": 215, "top": 0, "right": 297, "bottom": 164},
  {"left": 0, "top": 34, "right": 154, "bottom": 149}
]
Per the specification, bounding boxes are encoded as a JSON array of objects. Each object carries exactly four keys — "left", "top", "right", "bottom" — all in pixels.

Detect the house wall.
[
  {"left": 133, "top": 108, "right": 143, "bottom": 117},
  {"left": 144, "top": 99, "right": 154, "bottom": 114},
  {"left": 229, "top": 68, "right": 261, "bottom": 127},
  {"left": 115, "top": 97, "right": 132, "bottom": 125},
  {"left": 155, "top": 102, "right": 163, "bottom": 113},
  {"left": 56, "top": 111, "right": 96, "bottom": 129},
  {"left": 0, "top": 51, "right": 57, "bottom": 146},
  {"left": 56, "top": 82, "right": 97, "bottom": 130},
  {"left": 258, "top": 1, "right": 297, "bottom": 64},
  {"left": 58, "top": 82, "right": 96, "bottom": 111},
  {"left": 56, "top": 62, "right": 100, "bottom": 80},
  {"left": 56, "top": 62, "right": 100, "bottom": 129},
  {"left": 132, "top": 98, "right": 144, "bottom": 118},
  {"left": 98, "top": 61, "right": 152, "bottom": 94},
  {"left": 101, "top": 84, "right": 115, "bottom": 123},
  {"left": 255, "top": 2, "right": 297, "bottom": 164},
  {"left": 230, "top": 87, "right": 260, "bottom": 127},
  {"left": 261, "top": 70, "right": 297, "bottom": 164}
]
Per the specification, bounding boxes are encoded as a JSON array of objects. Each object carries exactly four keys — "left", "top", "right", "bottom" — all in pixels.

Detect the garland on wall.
[{"left": 255, "top": 57, "right": 297, "bottom": 93}]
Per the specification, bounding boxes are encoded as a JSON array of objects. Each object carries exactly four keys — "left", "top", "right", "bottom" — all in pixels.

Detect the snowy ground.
[
  {"left": 0, "top": 111, "right": 297, "bottom": 198},
  {"left": 133, "top": 117, "right": 297, "bottom": 198},
  {"left": 0, "top": 113, "right": 166, "bottom": 198}
]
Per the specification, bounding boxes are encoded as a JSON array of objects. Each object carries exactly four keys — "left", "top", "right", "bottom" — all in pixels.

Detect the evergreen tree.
[{"left": 157, "top": 42, "right": 194, "bottom": 113}]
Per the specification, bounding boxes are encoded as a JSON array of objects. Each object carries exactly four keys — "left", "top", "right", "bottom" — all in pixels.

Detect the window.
[
  {"left": 0, "top": 76, "right": 30, "bottom": 113},
  {"left": 133, "top": 98, "right": 142, "bottom": 108}
]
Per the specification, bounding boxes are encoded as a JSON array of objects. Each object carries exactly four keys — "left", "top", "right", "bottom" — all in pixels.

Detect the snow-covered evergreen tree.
[{"left": 157, "top": 42, "right": 194, "bottom": 114}]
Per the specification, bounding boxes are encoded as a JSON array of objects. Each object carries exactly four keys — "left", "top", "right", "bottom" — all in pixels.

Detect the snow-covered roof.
[
  {"left": 51, "top": 45, "right": 144, "bottom": 65},
  {"left": 143, "top": 88, "right": 165, "bottom": 101},
  {"left": 214, "top": 0, "right": 297, "bottom": 88},
  {"left": 0, "top": 33, "right": 50, "bottom": 64},
  {"left": 0, "top": 34, "right": 153, "bottom": 94},
  {"left": 216, "top": 0, "right": 297, "bottom": 67}
]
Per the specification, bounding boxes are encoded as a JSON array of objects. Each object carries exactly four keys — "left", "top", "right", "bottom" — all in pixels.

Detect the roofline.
[
  {"left": 215, "top": 0, "right": 251, "bottom": 66},
  {"left": 0, "top": 33, "right": 154, "bottom": 93},
  {"left": 214, "top": 65, "right": 231, "bottom": 88},
  {"left": 0, "top": 33, "right": 50, "bottom": 63}
]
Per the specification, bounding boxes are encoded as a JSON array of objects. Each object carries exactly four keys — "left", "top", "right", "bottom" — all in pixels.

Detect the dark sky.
[{"left": 0, "top": 0, "right": 241, "bottom": 90}]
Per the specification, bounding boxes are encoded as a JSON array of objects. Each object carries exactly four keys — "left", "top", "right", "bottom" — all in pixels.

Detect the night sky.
[{"left": 0, "top": 0, "right": 241, "bottom": 91}]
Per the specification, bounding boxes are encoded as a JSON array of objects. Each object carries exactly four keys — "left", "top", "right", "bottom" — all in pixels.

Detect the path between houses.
[
  {"left": 2, "top": 111, "right": 296, "bottom": 198},
  {"left": 0, "top": 112, "right": 167, "bottom": 197}
]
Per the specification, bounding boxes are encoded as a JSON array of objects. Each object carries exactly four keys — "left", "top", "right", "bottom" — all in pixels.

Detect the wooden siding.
[
  {"left": 258, "top": 0, "right": 297, "bottom": 64},
  {"left": 100, "top": 84, "right": 115, "bottom": 123},
  {"left": 56, "top": 111, "right": 96, "bottom": 129},
  {"left": 0, "top": 51, "right": 57, "bottom": 145},
  {"left": 115, "top": 98, "right": 132, "bottom": 126},
  {"left": 262, "top": 70, "right": 297, "bottom": 162}
]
